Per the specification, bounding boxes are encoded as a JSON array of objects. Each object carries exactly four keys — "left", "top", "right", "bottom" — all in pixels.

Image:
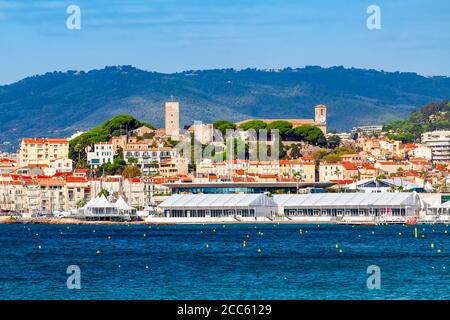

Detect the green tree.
[
  {"left": 122, "top": 165, "right": 141, "bottom": 178},
  {"left": 327, "top": 135, "right": 341, "bottom": 149},
  {"left": 294, "top": 125, "right": 326, "bottom": 146},
  {"left": 98, "top": 189, "right": 110, "bottom": 198},
  {"left": 267, "top": 120, "right": 293, "bottom": 137},
  {"left": 128, "top": 157, "right": 138, "bottom": 165},
  {"left": 239, "top": 120, "right": 267, "bottom": 131},
  {"left": 213, "top": 120, "right": 236, "bottom": 135},
  {"left": 289, "top": 144, "right": 302, "bottom": 159}
]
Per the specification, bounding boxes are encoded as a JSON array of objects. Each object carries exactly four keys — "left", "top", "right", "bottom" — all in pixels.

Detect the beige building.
[
  {"left": 165, "top": 101, "right": 180, "bottom": 140},
  {"left": 319, "top": 161, "right": 359, "bottom": 182},
  {"left": 18, "top": 138, "right": 69, "bottom": 167}
]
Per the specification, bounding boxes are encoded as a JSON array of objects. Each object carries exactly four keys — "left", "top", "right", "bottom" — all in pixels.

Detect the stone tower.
[
  {"left": 314, "top": 104, "right": 327, "bottom": 134},
  {"left": 165, "top": 101, "right": 180, "bottom": 139}
]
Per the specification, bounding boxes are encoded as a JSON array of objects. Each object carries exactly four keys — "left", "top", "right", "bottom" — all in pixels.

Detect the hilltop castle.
[{"left": 236, "top": 104, "right": 327, "bottom": 134}]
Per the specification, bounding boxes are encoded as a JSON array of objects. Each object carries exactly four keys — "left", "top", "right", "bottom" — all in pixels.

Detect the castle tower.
[
  {"left": 165, "top": 101, "right": 180, "bottom": 139},
  {"left": 314, "top": 104, "right": 327, "bottom": 134}
]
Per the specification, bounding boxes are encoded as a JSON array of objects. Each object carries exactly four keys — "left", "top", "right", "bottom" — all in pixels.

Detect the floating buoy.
[
  {"left": 371, "top": 231, "right": 375, "bottom": 235},
  {"left": 246, "top": 234, "right": 250, "bottom": 238},
  {"left": 431, "top": 243, "right": 435, "bottom": 249},
  {"left": 299, "top": 229, "right": 303, "bottom": 235},
  {"left": 93, "top": 229, "right": 96, "bottom": 233},
  {"left": 257, "top": 248, "right": 262, "bottom": 253},
  {"left": 143, "top": 234, "right": 147, "bottom": 237},
  {"left": 213, "top": 229, "right": 216, "bottom": 233},
  {"left": 339, "top": 249, "right": 343, "bottom": 253},
  {"left": 243, "top": 240, "right": 247, "bottom": 248},
  {"left": 335, "top": 244, "right": 339, "bottom": 248},
  {"left": 421, "top": 235, "right": 425, "bottom": 238},
  {"left": 145, "top": 265, "right": 149, "bottom": 269},
  {"left": 37, "top": 245, "right": 42, "bottom": 249},
  {"left": 107, "top": 236, "right": 111, "bottom": 239},
  {"left": 414, "top": 227, "right": 418, "bottom": 238},
  {"left": 398, "top": 232, "right": 402, "bottom": 236},
  {"left": 96, "top": 250, "right": 101, "bottom": 254},
  {"left": 437, "top": 249, "right": 442, "bottom": 253},
  {"left": 358, "top": 235, "right": 361, "bottom": 238},
  {"left": 445, "top": 230, "right": 448, "bottom": 234},
  {"left": 205, "top": 244, "right": 209, "bottom": 248}
]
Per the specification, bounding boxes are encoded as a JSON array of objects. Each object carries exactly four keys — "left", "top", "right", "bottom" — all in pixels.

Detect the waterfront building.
[
  {"left": 18, "top": 138, "right": 69, "bottom": 167},
  {"left": 87, "top": 142, "right": 114, "bottom": 168},
  {"left": 159, "top": 193, "right": 278, "bottom": 218},
  {"left": 165, "top": 181, "right": 334, "bottom": 194},
  {"left": 274, "top": 192, "right": 421, "bottom": 218},
  {"left": 421, "top": 130, "right": 450, "bottom": 162}
]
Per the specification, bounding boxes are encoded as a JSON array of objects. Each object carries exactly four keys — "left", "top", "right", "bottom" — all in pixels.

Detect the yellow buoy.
[
  {"left": 339, "top": 249, "right": 343, "bottom": 253},
  {"left": 299, "top": 229, "right": 303, "bottom": 235},
  {"left": 335, "top": 244, "right": 339, "bottom": 248},
  {"left": 431, "top": 243, "right": 435, "bottom": 249},
  {"left": 414, "top": 227, "right": 418, "bottom": 238},
  {"left": 437, "top": 249, "right": 442, "bottom": 253},
  {"left": 243, "top": 240, "right": 246, "bottom": 248}
]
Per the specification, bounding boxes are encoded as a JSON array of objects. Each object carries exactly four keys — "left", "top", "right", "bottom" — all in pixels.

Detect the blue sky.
[{"left": 0, "top": 0, "right": 449, "bottom": 84}]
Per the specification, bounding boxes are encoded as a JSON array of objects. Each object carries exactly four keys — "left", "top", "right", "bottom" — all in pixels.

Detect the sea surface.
[{"left": 0, "top": 223, "right": 448, "bottom": 300}]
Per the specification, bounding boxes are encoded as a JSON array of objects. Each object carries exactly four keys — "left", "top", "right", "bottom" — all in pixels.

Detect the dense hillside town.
[{"left": 1, "top": 100, "right": 449, "bottom": 222}]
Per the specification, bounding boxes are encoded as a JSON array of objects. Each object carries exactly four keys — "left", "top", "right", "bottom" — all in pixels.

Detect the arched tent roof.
[
  {"left": 115, "top": 196, "right": 135, "bottom": 211},
  {"left": 86, "top": 195, "right": 116, "bottom": 209}
]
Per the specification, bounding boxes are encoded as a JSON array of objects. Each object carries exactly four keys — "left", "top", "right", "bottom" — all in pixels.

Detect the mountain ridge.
[{"left": 1, "top": 65, "right": 450, "bottom": 151}]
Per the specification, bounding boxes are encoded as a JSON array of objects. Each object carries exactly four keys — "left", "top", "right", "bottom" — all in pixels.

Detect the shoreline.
[{"left": 1, "top": 216, "right": 448, "bottom": 226}]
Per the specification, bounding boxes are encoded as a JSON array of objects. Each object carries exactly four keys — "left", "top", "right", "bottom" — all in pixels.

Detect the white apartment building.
[
  {"left": 123, "top": 147, "right": 176, "bottom": 175},
  {"left": 87, "top": 142, "right": 114, "bottom": 168},
  {"left": 422, "top": 131, "right": 450, "bottom": 162}
]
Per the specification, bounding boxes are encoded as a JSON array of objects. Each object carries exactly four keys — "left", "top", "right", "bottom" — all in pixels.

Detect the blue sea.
[{"left": 0, "top": 223, "right": 448, "bottom": 300}]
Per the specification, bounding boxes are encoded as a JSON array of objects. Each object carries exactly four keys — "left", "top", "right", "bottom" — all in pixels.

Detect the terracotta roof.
[
  {"left": 341, "top": 162, "right": 358, "bottom": 170},
  {"left": 66, "top": 177, "right": 88, "bottom": 183},
  {"left": 23, "top": 138, "right": 68, "bottom": 144}
]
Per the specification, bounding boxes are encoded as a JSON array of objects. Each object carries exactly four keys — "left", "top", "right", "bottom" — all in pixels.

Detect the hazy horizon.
[{"left": 1, "top": 0, "right": 449, "bottom": 84}]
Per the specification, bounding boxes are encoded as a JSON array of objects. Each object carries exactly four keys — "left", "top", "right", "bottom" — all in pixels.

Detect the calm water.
[{"left": 0, "top": 223, "right": 448, "bottom": 300}]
